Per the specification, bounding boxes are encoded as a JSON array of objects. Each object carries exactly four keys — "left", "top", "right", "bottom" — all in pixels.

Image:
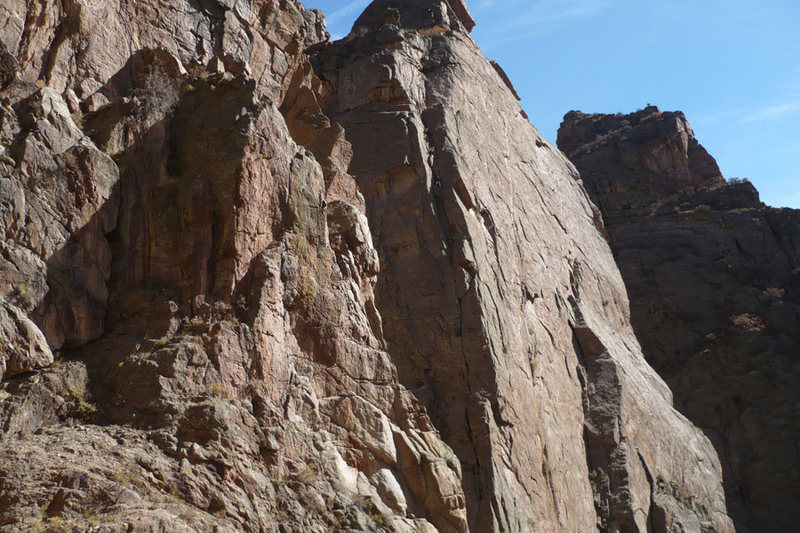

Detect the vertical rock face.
[
  {"left": 0, "top": 1, "right": 467, "bottom": 531},
  {"left": 558, "top": 107, "right": 800, "bottom": 532},
  {"left": 316, "top": 2, "right": 733, "bottom": 531},
  {"left": 0, "top": 0, "right": 739, "bottom": 531}
]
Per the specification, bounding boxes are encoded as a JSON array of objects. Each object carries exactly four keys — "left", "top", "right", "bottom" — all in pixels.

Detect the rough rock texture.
[
  {"left": 0, "top": 0, "right": 738, "bottom": 531},
  {"left": 558, "top": 107, "right": 800, "bottom": 533},
  {"left": 0, "top": 1, "right": 466, "bottom": 531},
  {"left": 315, "top": 3, "right": 733, "bottom": 531},
  {"left": 0, "top": 298, "right": 53, "bottom": 381}
]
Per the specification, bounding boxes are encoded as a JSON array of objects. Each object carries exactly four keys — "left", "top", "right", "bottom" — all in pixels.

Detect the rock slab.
[{"left": 317, "top": 3, "right": 734, "bottom": 531}]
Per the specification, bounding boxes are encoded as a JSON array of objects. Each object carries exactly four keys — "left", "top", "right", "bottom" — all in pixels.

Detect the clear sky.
[{"left": 303, "top": 0, "right": 800, "bottom": 208}]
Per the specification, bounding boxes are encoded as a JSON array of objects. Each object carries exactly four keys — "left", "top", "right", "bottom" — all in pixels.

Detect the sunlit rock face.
[
  {"left": 315, "top": 2, "right": 733, "bottom": 531},
  {"left": 0, "top": 0, "right": 736, "bottom": 531},
  {"left": 0, "top": 1, "right": 468, "bottom": 530},
  {"left": 559, "top": 107, "right": 800, "bottom": 533}
]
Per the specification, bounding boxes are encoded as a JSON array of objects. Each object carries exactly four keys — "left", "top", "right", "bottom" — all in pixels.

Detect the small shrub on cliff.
[
  {"left": 67, "top": 385, "right": 97, "bottom": 419},
  {"left": 206, "top": 383, "right": 230, "bottom": 400},
  {"left": 761, "top": 287, "right": 785, "bottom": 302},
  {"left": 418, "top": 25, "right": 448, "bottom": 37},
  {"left": 730, "top": 313, "right": 765, "bottom": 332},
  {"left": 136, "top": 63, "right": 179, "bottom": 118},
  {"left": 362, "top": 498, "right": 386, "bottom": 527},
  {"left": 110, "top": 460, "right": 149, "bottom": 493},
  {"left": 11, "top": 282, "right": 36, "bottom": 310},
  {"left": 152, "top": 336, "right": 170, "bottom": 348},
  {"left": 29, "top": 515, "right": 74, "bottom": 533}
]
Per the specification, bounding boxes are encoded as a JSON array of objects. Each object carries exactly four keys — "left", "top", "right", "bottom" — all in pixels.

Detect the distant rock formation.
[{"left": 559, "top": 106, "right": 800, "bottom": 533}]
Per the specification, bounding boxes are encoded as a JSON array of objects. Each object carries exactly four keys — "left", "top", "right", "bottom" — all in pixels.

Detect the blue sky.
[{"left": 303, "top": 0, "right": 800, "bottom": 208}]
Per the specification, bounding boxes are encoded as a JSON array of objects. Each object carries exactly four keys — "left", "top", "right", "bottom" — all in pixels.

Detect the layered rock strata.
[
  {"left": 0, "top": 0, "right": 738, "bottom": 532},
  {"left": 316, "top": 2, "right": 733, "bottom": 531},
  {"left": 558, "top": 107, "right": 800, "bottom": 533}
]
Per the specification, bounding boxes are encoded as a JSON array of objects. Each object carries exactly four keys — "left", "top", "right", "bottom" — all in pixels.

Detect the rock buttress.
[
  {"left": 0, "top": 0, "right": 468, "bottom": 530},
  {"left": 559, "top": 107, "right": 800, "bottom": 533},
  {"left": 316, "top": 1, "right": 735, "bottom": 531}
]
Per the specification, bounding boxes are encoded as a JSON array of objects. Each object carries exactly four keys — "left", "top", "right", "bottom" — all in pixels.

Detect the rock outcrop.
[
  {"left": 0, "top": 1, "right": 738, "bottom": 532},
  {"left": 315, "top": 2, "right": 733, "bottom": 531},
  {"left": 0, "top": 1, "right": 466, "bottom": 531},
  {"left": 559, "top": 107, "right": 800, "bottom": 533}
]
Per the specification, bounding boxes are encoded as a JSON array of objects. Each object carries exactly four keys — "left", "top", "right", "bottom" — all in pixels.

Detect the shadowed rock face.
[
  {"left": 559, "top": 107, "right": 800, "bottom": 533},
  {"left": 0, "top": 0, "right": 737, "bottom": 531},
  {"left": 316, "top": 2, "right": 733, "bottom": 531}
]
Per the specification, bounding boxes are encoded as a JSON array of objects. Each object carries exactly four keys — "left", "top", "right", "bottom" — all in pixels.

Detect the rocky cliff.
[
  {"left": 0, "top": 1, "right": 736, "bottom": 531},
  {"left": 313, "top": 2, "right": 734, "bottom": 531},
  {"left": 558, "top": 107, "right": 800, "bottom": 533}
]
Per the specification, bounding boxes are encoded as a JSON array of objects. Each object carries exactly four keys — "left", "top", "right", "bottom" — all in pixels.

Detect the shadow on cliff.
[
  {"left": 30, "top": 49, "right": 254, "bottom": 426},
  {"left": 559, "top": 110, "right": 800, "bottom": 532}
]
